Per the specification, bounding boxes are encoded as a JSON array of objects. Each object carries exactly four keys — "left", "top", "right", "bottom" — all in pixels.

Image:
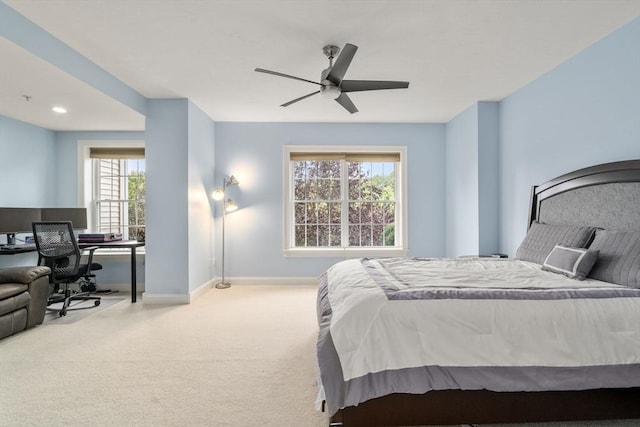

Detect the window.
[
  {"left": 78, "top": 142, "right": 145, "bottom": 243},
  {"left": 284, "top": 146, "right": 407, "bottom": 257}
]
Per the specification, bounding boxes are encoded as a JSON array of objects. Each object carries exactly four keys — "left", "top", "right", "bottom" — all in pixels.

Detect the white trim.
[
  {"left": 215, "top": 277, "right": 319, "bottom": 286},
  {"left": 143, "top": 277, "right": 319, "bottom": 301},
  {"left": 283, "top": 247, "right": 408, "bottom": 258},
  {"left": 142, "top": 292, "right": 191, "bottom": 305},
  {"left": 282, "top": 145, "right": 408, "bottom": 256},
  {"left": 142, "top": 278, "right": 214, "bottom": 305}
]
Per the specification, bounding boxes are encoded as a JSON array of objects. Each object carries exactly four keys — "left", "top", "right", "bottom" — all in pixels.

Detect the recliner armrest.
[{"left": 0, "top": 266, "right": 51, "bottom": 285}]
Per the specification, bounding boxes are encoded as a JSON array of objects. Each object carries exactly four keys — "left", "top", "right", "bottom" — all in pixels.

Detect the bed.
[{"left": 316, "top": 159, "right": 640, "bottom": 427}]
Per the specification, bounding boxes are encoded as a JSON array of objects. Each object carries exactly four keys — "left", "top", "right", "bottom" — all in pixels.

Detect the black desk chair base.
[
  {"left": 33, "top": 221, "right": 103, "bottom": 317},
  {"left": 48, "top": 290, "right": 101, "bottom": 317}
]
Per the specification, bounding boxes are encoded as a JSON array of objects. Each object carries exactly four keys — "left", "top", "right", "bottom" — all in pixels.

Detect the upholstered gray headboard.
[{"left": 528, "top": 160, "right": 640, "bottom": 231}]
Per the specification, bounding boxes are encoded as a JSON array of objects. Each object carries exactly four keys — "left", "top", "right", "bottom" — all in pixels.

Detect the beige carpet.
[
  {"left": 43, "top": 296, "right": 126, "bottom": 324},
  {"left": 0, "top": 285, "right": 326, "bottom": 427},
  {"left": 1, "top": 285, "right": 638, "bottom": 427}
]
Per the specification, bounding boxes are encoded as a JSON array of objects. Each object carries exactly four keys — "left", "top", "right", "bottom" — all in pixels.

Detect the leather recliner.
[{"left": 0, "top": 266, "right": 51, "bottom": 340}]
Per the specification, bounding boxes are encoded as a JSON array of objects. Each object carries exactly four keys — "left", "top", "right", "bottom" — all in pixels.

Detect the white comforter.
[{"left": 327, "top": 258, "right": 640, "bottom": 381}]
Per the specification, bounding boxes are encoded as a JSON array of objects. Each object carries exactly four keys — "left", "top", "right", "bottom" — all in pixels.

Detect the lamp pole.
[
  {"left": 216, "top": 207, "right": 230, "bottom": 289},
  {"left": 213, "top": 176, "right": 238, "bottom": 290}
]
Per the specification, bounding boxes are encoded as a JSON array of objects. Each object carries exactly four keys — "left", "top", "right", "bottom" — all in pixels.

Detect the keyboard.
[{"left": 1, "top": 244, "right": 36, "bottom": 251}]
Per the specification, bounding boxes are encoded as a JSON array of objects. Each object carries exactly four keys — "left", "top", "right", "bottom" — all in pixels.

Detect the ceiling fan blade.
[
  {"left": 281, "top": 91, "right": 321, "bottom": 107},
  {"left": 326, "top": 43, "right": 358, "bottom": 85},
  {"left": 340, "top": 80, "right": 410, "bottom": 92},
  {"left": 335, "top": 93, "right": 358, "bottom": 114},
  {"left": 255, "top": 68, "right": 322, "bottom": 86}
]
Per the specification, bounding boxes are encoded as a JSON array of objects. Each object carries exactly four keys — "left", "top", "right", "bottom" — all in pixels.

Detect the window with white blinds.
[
  {"left": 91, "top": 147, "right": 145, "bottom": 241},
  {"left": 284, "top": 146, "right": 407, "bottom": 257}
]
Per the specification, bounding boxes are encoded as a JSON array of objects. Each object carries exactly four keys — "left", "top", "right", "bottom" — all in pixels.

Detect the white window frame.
[
  {"left": 77, "top": 140, "right": 145, "bottom": 256},
  {"left": 283, "top": 145, "right": 408, "bottom": 258}
]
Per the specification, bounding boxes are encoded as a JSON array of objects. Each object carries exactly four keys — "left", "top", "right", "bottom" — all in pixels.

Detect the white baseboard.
[
  {"left": 142, "top": 292, "right": 191, "bottom": 305},
  {"left": 139, "top": 277, "right": 318, "bottom": 305},
  {"left": 142, "top": 279, "right": 214, "bottom": 305},
  {"left": 215, "top": 277, "right": 318, "bottom": 286}
]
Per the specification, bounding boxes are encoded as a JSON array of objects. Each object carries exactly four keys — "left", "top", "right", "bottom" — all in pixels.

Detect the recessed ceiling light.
[{"left": 52, "top": 106, "right": 67, "bottom": 114}]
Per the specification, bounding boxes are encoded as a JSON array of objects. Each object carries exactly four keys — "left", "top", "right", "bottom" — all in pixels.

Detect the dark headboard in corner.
[{"left": 528, "top": 160, "right": 640, "bottom": 230}]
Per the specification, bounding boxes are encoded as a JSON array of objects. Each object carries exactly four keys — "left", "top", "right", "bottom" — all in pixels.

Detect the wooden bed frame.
[{"left": 328, "top": 159, "right": 640, "bottom": 427}]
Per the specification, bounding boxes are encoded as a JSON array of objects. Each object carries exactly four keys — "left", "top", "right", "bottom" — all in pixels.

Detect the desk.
[
  {"left": 1, "top": 241, "right": 145, "bottom": 303},
  {"left": 79, "top": 240, "right": 145, "bottom": 303},
  {"left": 0, "top": 245, "right": 37, "bottom": 255}
]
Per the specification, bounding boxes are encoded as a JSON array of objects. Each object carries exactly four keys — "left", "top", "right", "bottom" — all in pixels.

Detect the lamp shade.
[
  {"left": 227, "top": 175, "right": 239, "bottom": 186},
  {"left": 211, "top": 188, "right": 225, "bottom": 201},
  {"left": 225, "top": 199, "right": 238, "bottom": 212}
]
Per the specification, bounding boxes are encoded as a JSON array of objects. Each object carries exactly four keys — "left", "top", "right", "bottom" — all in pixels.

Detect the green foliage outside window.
[
  {"left": 293, "top": 159, "right": 396, "bottom": 247},
  {"left": 127, "top": 171, "right": 146, "bottom": 241}
]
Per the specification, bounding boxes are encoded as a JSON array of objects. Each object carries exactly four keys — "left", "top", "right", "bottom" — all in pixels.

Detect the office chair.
[{"left": 32, "top": 221, "right": 102, "bottom": 317}]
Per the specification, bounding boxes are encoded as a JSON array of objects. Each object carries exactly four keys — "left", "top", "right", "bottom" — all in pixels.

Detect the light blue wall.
[
  {"left": 445, "top": 104, "right": 479, "bottom": 257},
  {"left": 214, "top": 122, "right": 446, "bottom": 278},
  {"left": 499, "top": 16, "right": 640, "bottom": 256},
  {"left": 187, "top": 101, "right": 216, "bottom": 291},
  {"left": 0, "top": 115, "right": 56, "bottom": 266},
  {"left": 477, "top": 102, "right": 499, "bottom": 256},
  {"left": 0, "top": 115, "right": 56, "bottom": 207},
  {"left": 145, "top": 99, "right": 190, "bottom": 295},
  {"left": 445, "top": 102, "right": 499, "bottom": 257}
]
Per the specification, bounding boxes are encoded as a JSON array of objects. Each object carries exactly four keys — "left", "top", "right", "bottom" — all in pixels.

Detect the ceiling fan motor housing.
[{"left": 320, "top": 83, "right": 341, "bottom": 99}]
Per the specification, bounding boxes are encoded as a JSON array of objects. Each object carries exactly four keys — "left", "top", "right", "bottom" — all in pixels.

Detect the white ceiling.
[{"left": 2, "top": 0, "right": 639, "bottom": 131}]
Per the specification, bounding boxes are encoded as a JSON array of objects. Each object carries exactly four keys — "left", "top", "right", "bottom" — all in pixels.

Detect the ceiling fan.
[{"left": 255, "top": 43, "right": 409, "bottom": 114}]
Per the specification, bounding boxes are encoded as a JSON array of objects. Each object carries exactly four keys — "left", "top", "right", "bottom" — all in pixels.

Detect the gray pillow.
[
  {"left": 542, "top": 245, "right": 599, "bottom": 280},
  {"left": 516, "top": 222, "right": 596, "bottom": 265},
  {"left": 587, "top": 229, "right": 640, "bottom": 288}
]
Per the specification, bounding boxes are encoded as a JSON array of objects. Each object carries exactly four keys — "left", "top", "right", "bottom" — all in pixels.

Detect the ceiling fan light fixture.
[{"left": 320, "top": 85, "right": 341, "bottom": 100}]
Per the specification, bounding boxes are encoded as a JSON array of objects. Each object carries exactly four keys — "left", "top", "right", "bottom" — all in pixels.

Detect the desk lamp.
[{"left": 212, "top": 175, "right": 239, "bottom": 289}]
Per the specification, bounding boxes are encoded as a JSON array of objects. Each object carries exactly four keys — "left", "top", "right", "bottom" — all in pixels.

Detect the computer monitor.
[
  {"left": 0, "top": 208, "right": 41, "bottom": 246},
  {"left": 41, "top": 208, "right": 87, "bottom": 230}
]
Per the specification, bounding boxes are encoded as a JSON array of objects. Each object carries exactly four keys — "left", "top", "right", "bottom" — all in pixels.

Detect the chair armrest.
[
  {"left": 0, "top": 266, "right": 51, "bottom": 285},
  {"left": 82, "top": 246, "right": 99, "bottom": 273}
]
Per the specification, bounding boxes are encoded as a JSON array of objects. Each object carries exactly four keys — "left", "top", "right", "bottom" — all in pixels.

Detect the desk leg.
[{"left": 131, "top": 247, "right": 137, "bottom": 303}]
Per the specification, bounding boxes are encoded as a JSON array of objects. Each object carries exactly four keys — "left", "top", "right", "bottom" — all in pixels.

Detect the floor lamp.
[{"left": 212, "top": 175, "right": 239, "bottom": 289}]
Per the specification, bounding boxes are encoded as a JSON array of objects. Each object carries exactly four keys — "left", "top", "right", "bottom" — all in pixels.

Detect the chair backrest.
[{"left": 32, "top": 221, "right": 81, "bottom": 283}]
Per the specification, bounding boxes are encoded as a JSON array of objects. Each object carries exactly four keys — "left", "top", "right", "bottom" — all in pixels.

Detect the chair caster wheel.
[
  {"left": 94, "top": 300, "right": 101, "bottom": 306},
  {"left": 59, "top": 310, "right": 66, "bottom": 317}
]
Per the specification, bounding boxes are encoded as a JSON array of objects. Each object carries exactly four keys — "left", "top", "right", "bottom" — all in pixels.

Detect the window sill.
[{"left": 283, "top": 247, "right": 408, "bottom": 258}]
